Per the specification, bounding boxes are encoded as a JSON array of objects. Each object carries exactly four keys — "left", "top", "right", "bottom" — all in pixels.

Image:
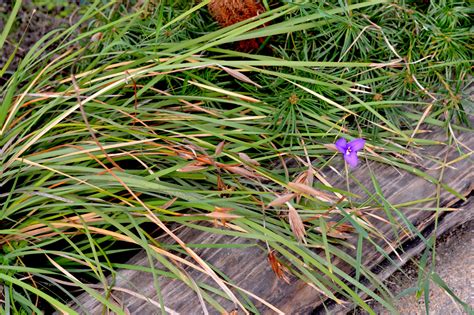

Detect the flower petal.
[
  {"left": 344, "top": 152, "right": 359, "bottom": 168},
  {"left": 335, "top": 138, "right": 347, "bottom": 154},
  {"left": 348, "top": 138, "right": 365, "bottom": 151}
]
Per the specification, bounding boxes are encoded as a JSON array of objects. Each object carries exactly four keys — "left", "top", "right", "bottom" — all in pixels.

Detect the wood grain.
[
  {"left": 73, "top": 128, "right": 473, "bottom": 315},
  {"left": 316, "top": 196, "right": 473, "bottom": 314}
]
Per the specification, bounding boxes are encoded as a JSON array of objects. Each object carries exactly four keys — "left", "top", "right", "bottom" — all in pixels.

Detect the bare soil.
[
  {"left": 0, "top": 0, "right": 80, "bottom": 71},
  {"left": 357, "top": 216, "right": 473, "bottom": 315}
]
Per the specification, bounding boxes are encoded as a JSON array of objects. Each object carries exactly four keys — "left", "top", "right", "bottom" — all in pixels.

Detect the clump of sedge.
[{"left": 208, "top": 0, "right": 267, "bottom": 52}]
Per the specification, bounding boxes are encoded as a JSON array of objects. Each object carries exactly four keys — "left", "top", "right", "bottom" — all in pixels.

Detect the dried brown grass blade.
[
  {"left": 177, "top": 163, "right": 208, "bottom": 172},
  {"left": 161, "top": 197, "right": 177, "bottom": 210},
  {"left": 288, "top": 182, "right": 337, "bottom": 203},
  {"left": 315, "top": 222, "right": 355, "bottom": 239},
  {"left": 238, "top": 152, "right": 260, "bottom": 166},
  {"left": 215, "top": 140, "right": 226, "bottom": 156},
  {"left": 208, "top": 207, "right": 241, "bottom": 226},
  {"left": 223, "top": 281, "right": 285, "bottom": 315},
  {"left": 225, "top": 165, "right": 258, "bottom": 178},
  {"left": 206, "top": 212, "right": 241, "bottom": 220},
  {"left": 268, "top": 193, "right": 296, "bottom": 207},
  {"left": 219, "top": 65, "right": 262, "bottom": 88}
]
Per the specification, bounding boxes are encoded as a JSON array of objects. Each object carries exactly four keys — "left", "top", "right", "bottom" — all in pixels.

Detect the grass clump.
[{"left": 0, "top": 0, "right": 472, "bottom": 314}]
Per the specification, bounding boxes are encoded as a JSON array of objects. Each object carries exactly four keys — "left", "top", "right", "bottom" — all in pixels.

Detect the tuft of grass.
[{"left": 0, "top": 0, "right": 471, "bottom": 314}]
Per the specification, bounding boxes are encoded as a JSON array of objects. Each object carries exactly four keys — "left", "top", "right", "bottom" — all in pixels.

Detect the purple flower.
[{"left": 335, "top": 138, "right": 365, "bottom": 168}]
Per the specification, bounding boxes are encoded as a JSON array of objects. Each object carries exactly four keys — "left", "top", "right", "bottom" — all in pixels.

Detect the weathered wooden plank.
[
  {"left": 316, "top": 196, "right": 473, "bottom": 314},
  {"left": 73, "top": 128, "right": 473, "bottom": 315}
]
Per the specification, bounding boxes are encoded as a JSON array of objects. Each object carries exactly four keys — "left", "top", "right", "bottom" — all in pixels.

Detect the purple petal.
[
  {"left": 335, "top": 138, "right": 347, "bottom": 154},
  {"left": 344, "top": 151, "right": 359, "bottom": 168},
  {"left": 348, "top": 138, "right": 365, "bottom": 152}
]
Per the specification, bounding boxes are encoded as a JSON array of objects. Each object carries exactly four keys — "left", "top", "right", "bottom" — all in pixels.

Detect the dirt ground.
[
  {"left": 364, "top": 217, "right": 473, "bottom": 315},
  {"left": 0, "top": 0, "right": 79, "bottom": 71}
]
